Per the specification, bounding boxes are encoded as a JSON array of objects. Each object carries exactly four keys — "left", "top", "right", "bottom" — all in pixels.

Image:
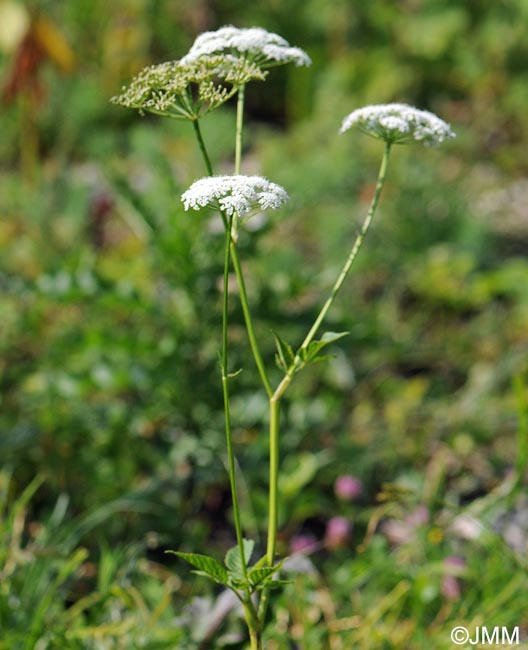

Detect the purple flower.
[
  {"left": 441, "top": 556, "right": 466, "bottom": 601},
  {"left": 406, "top": 504, "right": 429, "bottom": 527},
  {"left": 381, "top": 505, "right": 430, "bottom": 545},
  {"left": 444, "top": 555, "right": 466, "bottom": 570},
  {"left": 441, "top": 575, "right": 461, "bottom": 601},
  {"left": 324, "top": 516, "right": 352, "bottom": 550},
  {"left": 334, "top": 475, "right": 363, "bottom": 501},
  {"left": 289, "top": 533, "right": 318, "bottom": 555}
]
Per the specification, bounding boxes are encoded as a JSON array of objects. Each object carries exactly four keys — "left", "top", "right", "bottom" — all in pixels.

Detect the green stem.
[
  {"left": 235, "top": 84, "right": 245, "bottom": 174},
  {"left": 257, "top": 394, "right": 280, "bottom": 622},
  {"left": 513, "top": 374, "right": 528, "bottom": 493},
  {"left": 243, "top": 602, "right": 262, "bottom": 650},
  {"left": 300, "top": 142, "right": 392, "bottom": 351},
  {"left": 273, "top": 141, "right": 392, "bottom": 402},
  {"left": 232, "top": 85, "right": 273, "bottom": 396},
  {"left": 192, "top": 116, "right": 262, "bottom": 645},
  {"left": 192, "top": 119, "right": 213, "bottom": 176},
  {"left": 249, "top": 628, "right": 261, "bottom": 650},
  {"left": 231, "top": 246, "right": 273, "bottom": 397},
  {"left": 266, "top": 398, "right": 280, "bottom": 566},
  {"left": 221, "top": 213, "right": 249, "bottom": 583},
  {"left": 222, "top": 220, "right": 261, "bottom": 643},
  {"left": 193, "top": 118, "right": 273, "bottom": 397},
  {"left": 259, "top": 143, "right": 392, "bottom": 622}
]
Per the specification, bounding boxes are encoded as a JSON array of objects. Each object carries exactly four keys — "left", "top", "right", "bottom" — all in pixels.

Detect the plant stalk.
[
  {"left": 193, "top": 116, "right": 262, "bottom": 646},
  {"left": 299, "top": 141, "right": 392, "bottom": 353},
  {"left": 266, "top": 397, "right": 280, "bottom": 566},
  {"left": 232, "top": 85, "right": 273, "bottom": 396},
  {"left": 221, "top": 215, "right": 261, "bottom": 640},
  {"left": 261, "top": 143, "right": 392, "bottom": 618},
  {"left": 230, "top": 246, "right": 273, "bottom": 397},
  {"left": 192, "top": 119, "right": 213, "bottom": 176},
  {"left": 273, "top": 141, "right": 392, "bottom": 403},
  {"left": 193, "top": 119, "right": 273, "bottom": 397},
  {"left": 235, "top": 84, "right": 245, "bottom": 174},
  {"left": 243, "top": 601, "right": 262, "bottom": 650},
  {"left": 221, "top": 212, "right": 249, "bottom": 583}
]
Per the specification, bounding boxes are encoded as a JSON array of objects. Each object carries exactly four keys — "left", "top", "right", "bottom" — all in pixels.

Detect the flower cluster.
[
  {"left": 334, "top": 475, "right": 363, "bottom": 501},
  {"left": 111, "top": 55, "right": 265, "bottom": 119},
  {"left": 113, "top": 26, "right": 310, "bottom": 122},
  {"left": 181, "top": 175, "right": 289, "bottom": 217},
  {"left": 340, "top": 103, "right": 455, "bottom": 146},
  {"left": 181, "top": 25, "right": 311, "bottom": 68}
]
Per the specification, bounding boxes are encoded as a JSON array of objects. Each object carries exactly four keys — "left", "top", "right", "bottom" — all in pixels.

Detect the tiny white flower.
[
  {"left": 181, "top": 25, "right": 311, "bottom": 68},
  {"left": 340, "top": 103, "right": 455, "bottom": 146},
  {"left": 378, "top": 116, "right": 409, "bottom": 133},
  {"left": 181, "top": 175, "right": 289, "bottom": 217}
]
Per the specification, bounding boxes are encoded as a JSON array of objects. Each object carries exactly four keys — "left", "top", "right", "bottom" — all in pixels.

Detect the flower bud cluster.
[{"left": 111, "top": 55, "right": 265, "bottom": 119}]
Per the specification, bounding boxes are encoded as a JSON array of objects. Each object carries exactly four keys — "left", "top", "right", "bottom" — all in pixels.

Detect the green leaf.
[
  {"left": 225, "top": 539, "right": 254, "bottom": 580},
  {"left": 251, "top": 554, "right": 269, "bottom": 571},
  {"left": 301, "top": 331, "right": 348, "bottom": 366},
  {"left": 320, "top": 331, "right": 349, "bottom": 344},
  {"left": 273, "top": 332, "right": 295, "bottom": 372},
  {"left": 264, "top": 579, "right": 293, "bottom": 590},
  {"left": 167, "top": 551, "right": 229, "bottom": 585},
  {"left": 248, "top": 562, "right": 283, "bottom": 588}
]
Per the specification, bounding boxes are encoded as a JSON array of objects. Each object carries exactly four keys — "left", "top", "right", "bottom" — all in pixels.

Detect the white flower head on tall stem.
[
  {"left": 182, "top": 175, "right": 289, "bottom": 218},
  {"left": 340, "top": 103, "right": 455, "bottom": 146},
  {"left": 181, "top": 25, "right": 311, "bottom": 69}
]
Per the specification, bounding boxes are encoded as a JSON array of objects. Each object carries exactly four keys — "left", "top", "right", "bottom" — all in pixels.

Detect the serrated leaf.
[
  {"left": 225, "top": 539, "right": 254, "bottom": 580},
  {"left": 263, "top": 579, "right": 293, "bottom": 590},
  {"left": 273, "top": 332, "right": 295, "bottom": 372},
  {"left": 227, "top": 577, "right": 247, "bottom": 590},
  {"left": 248, "top": 564, "right": 281, "bottom": 587},
  {"left": 191, "top": 570, "right": 226, "bottom": 584},
  {"left": 167, "top": 551, "right": 229, "bottom": 585}
]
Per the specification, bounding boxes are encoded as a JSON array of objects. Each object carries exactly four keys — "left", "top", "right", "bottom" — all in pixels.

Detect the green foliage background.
[{"left": 1, "top": 0, "right": 528, "bottom": 647}]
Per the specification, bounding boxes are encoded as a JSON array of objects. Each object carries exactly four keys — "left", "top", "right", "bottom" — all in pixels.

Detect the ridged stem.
[
  {"left": 192, "top": 119, "right": 213, "bottom": 176},
  {"left": 220, "top": 212, "right": 249, "bottom": 583},
  {"left": 235, "top": 84, "right": 245, "bottom": 174},
  {"left": 192, "top": 115, "right": 262, "bottom": 645},
  {"left": 259, "top": 143, "right": 393, "bottom": 624},
  {"left": 273, "top": 141, "right": 392, "bottom": 403}
]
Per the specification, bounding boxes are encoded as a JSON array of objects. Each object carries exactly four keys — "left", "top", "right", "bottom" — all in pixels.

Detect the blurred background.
[{"left": 1, "top": 0, "right": 528, "bottom": 648}]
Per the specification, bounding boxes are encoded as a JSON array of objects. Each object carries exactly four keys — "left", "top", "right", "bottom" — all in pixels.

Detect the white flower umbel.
[
  {"left": 182, "top": 175, "right": 289, "bottom": 217},
  {"left": 181, "top": 25, "right": 311, "bottom": 69},
  {"left": 340, "top": 103, "right": 455, "bottom": 146},
  {"left": 111, "top": 55, "right": 265, "bottom": 120}
]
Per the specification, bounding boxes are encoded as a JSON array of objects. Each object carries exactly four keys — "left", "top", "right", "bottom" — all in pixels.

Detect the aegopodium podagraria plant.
[{"left": 113, "top": 25, "right": 455, "bottom": 650}]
